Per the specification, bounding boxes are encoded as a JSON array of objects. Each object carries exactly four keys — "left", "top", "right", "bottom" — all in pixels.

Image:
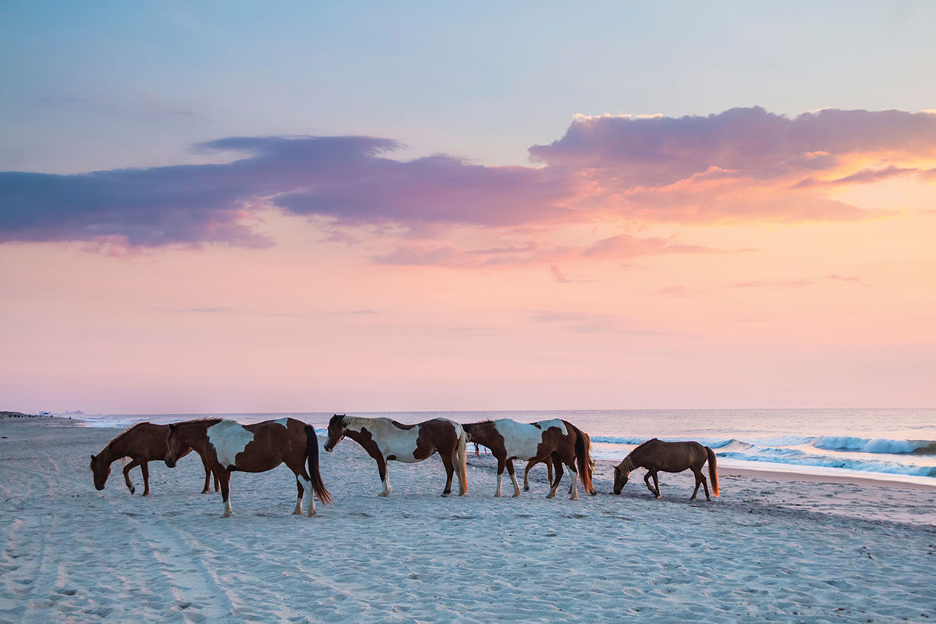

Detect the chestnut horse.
[
  {"left": 165, "top": 418, "right": 332, "bottom": 517},
  {"left": 90, "top": 422, "right": 216, "bottom": 496},
  {"left": 613, "top": 438, "right": 719, "bottom": 500},
  {"left": 463, "top": 419, "right": 594, "bottom": 499},
  {"left": 324, "top": 414, "right": 468, "bottom": 497}
]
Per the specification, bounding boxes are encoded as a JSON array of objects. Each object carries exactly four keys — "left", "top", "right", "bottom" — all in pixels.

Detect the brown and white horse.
[
  {"left": 613, "top": 438, "right": 719, "bottom": 500},
  {"left": 90, "top": 422, "right": 216, "bottom": 496},
  {"left": 324, "top": 415, "right": 468, "bottom": 497},
  {"left": 463, "top": 419, "right": 595, "bottom": 499},
  {"left": 165, "top": 418, "right": 332, "bottom": 517}
]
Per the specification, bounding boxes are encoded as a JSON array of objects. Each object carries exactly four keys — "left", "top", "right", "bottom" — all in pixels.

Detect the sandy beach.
[{"left": 1, "top": 416, "right": 935, "bottom": 623}]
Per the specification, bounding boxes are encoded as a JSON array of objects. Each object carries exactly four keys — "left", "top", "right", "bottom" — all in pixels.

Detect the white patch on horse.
[
  {"left": 494, "top": 418, "right": 565, "bottom": 461},
  {"left": 207, "top": 420, "right": 255, "bottom": 469},
  {"left": 346, "top": 417, "right": 422, "bottom": 463}
]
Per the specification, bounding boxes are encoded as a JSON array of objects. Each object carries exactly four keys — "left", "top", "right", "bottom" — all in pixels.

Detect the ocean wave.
[
  {"left": 717, "top": 449, "right": 936, "bottom": 478},
  {"left": 811, "top": 436, "right": 936, "bottom": 455},
  {"left": 589, "top": 436, "right": 742, "bottom": 449}
]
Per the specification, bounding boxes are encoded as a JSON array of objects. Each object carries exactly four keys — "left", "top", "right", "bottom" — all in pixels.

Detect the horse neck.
[
  {"left": 103, "top": 436, "right": 129, "bottom": 462},
  {"left": 621, "top": 455, "right": 637, "bottom": 472}
]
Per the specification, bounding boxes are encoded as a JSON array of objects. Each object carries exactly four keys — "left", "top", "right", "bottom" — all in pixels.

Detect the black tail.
[{"left": 305, "top": 426, "right": 332, "bottom": 504}]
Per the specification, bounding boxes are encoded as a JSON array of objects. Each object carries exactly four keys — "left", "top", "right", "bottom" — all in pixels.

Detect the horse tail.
[
  {"left": 572, "top": 424, "right": 595, "bottom": 495},
  {"left": 455, "top": 424, "right": 469, "bottom": 495},
  {"left": 706, "top": 446, "right": 720, "bottom": 497},
  {"left": 305, "top": 426, "right": 332, "bottom": 504}
]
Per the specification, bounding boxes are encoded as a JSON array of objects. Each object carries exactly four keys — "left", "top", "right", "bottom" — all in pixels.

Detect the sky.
[{"left": 1, "top": 1, "right": 935, "bottom": 414}]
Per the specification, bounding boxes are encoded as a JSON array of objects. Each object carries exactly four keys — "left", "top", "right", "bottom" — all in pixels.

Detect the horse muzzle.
[{"left": 165, "top": 457, "right": 176, "bottom": 468}]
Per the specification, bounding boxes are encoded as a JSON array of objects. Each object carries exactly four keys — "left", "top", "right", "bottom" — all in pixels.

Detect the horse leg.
[
  {"left": 506, "top": 460, "right": 521, "bottom": 498},
  {"left": 217, "top": 468, "right": 232, "bottom": 517},
  {"left": 376, "top": 456, "right": 391, "bottom": 497},
  {"left": 293, "top": 478, "right": 304, "bottom": 515},
  {"left": 547, "top": 454, "right": 564, "bottom": 499},
  {"left": 690, "top": 468, "right": 702, "bottom": 500},
  {"left": 493, "top": 456, "right": 507, "bottom": 497},
  {"left": 200, "top": 453, "right": 213, "bottom": 494},
  {"left": 441, "top": 452, "right": 455, "bottom": 497},
  {"left": 696, "top": 466, "right": 711, "bottom": 501},
  {"left": 122, "top": 459, "right": 141, "bottom": 494},
  {"left": 567, "top": 462, "right": 579, "bottom": 501},
  {"left": 651, "top": 471, "right": 661, "bottom": 498},
  {"left": 474, "top": 442, "right": 480, "bottom": 457},
  {"left": 523, "top": 461, "right": 533, "bottom": 491},
  {"left": 643, "top": 471, "right": 655, "bottom": 495},
  {"left": 140, "top": 462, "right": 151, "bottom": 496}
]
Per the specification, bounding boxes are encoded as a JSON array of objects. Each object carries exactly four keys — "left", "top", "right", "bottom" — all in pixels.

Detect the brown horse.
[
  {"left": 90, "top": 422, "right": 216, "bottom": 496},
  {"left": 613, "top": 438, "right": 719, "bottom": 500},
  {"left": 463, "top": 418, "right": 594, "bottom": 499},
  {"left": 165, "top": 418, "right": 331, "bottom": 517},
  {"left": 324, "top": 415, "right": 468, "bottom": 497}
]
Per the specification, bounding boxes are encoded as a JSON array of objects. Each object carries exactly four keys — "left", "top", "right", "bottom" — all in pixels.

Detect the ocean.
[{"left": 71, "top": 408, "right": 936, "bottom": 486}]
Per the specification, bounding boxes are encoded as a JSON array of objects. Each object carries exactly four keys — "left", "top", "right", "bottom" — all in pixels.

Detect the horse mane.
[
  {"left": 631, "top": 438, "right": 657, "bottom": 453},
  {"left": 105, "top": 422, "right": 149, "bottom": 449}
]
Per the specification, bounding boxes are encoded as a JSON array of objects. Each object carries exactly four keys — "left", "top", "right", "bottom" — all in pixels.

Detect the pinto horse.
[
  {"left": 165, "top": 418, "right": 332, "bottom": 517},
  {"left": 613, "top": 438, "right": 719, "bottom": 500},
  {"left": 90, "top": 422, "right": 216, "bottom": 496},
  {"left": 462, "top": 419, "right": 595, "bottom": 499},
  {"left": 324, "top": 415, "right": 468, "bottom": 497}
]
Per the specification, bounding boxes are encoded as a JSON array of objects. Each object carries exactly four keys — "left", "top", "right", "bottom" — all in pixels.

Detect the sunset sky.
[{"left": 2, "top": 2, "right": 935, "bottom": 414}]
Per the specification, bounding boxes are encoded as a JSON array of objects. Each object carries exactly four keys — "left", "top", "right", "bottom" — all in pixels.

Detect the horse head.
[
  {"left": 165, "top": 423, "right": 183, "bottom": 468},
  {"left": 89, "top": 453, "right": 110, "bottom": 490},
  {"left": 324, "top": 414, "right": 347, "bottom": 452},
  {"left": 612, "top": 461, "right": 630, "bottom": 495}
]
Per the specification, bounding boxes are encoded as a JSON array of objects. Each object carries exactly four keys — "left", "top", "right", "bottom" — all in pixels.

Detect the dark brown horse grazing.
[
  {"left": 90, "top": 422, "right": 216, "bottom": 496},
  {"left": 463, "top": 419, "right": 595, "bottom": 499},
  {"left": 613, "top": 438, "right": 719, "bottom": 500},
  {"left": 324, "top": 415, "right": 468, "bottom": 497},
  {"left": 165, "top": 418, "right": 332, "bottom": 517}
]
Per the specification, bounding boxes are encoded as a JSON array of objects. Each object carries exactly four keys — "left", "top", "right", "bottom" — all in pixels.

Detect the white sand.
[{"left": 1, "top": 417, "right": 935, "bottom": 623}]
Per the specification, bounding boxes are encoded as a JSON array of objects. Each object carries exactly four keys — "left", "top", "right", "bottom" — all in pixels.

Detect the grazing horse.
[
  {"left": 462, "top": 419, "right": 595, "bottom": 499},
  {"left": 90, "top": 422, "right": 216, "bottom": 496},
  {"left": 165, "top": 418, "right": 332, "bottom": 518},
  {"left": 613, "top": 438, "right": 719, "bottom": 500},
  {"left": 324, "top": 415, "right": 468, "bottom": 497}
]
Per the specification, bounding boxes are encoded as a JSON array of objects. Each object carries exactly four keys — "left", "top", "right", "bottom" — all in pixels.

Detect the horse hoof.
[
  {"left": 378, "top": 492, "right": 390, "bottom": 498},
  {"left": 441, "top": 492, "right": 451, "bottom": 497},
  {"left": 307, "top": 511, "right": 317, "bottom": 518},
  {"left": 129, "top": 488, "right": 135, "bottom": 495},
  {"left": 222, "top": 512, "right": 232, "bottom": 518},
  {"left": 512, "top": 492, "right": 521, "bottom": 498},
  {"left": 494, "top": 492, "right": 502, "bottom": 498}
]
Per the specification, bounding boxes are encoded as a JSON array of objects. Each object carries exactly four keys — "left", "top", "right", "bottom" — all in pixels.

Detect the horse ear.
[
  {"left": 169, "top": 423, "right": 176, "bottom": 431},
  {"left": 90, "top": 454, "right": 96, "bottom": 461}
]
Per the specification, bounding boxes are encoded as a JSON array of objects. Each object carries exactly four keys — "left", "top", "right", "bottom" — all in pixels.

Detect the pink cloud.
[
  {"left": 582, "top": 234, "right": 718, "bottom": 258},
  {"left": 2, "top": 108, "right": 933, "bottom": 250}
]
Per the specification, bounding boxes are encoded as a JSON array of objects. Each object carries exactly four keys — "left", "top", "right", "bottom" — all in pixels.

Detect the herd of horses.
[{"left": 89, "top": 415, "right": 719, "bottom": 517}]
